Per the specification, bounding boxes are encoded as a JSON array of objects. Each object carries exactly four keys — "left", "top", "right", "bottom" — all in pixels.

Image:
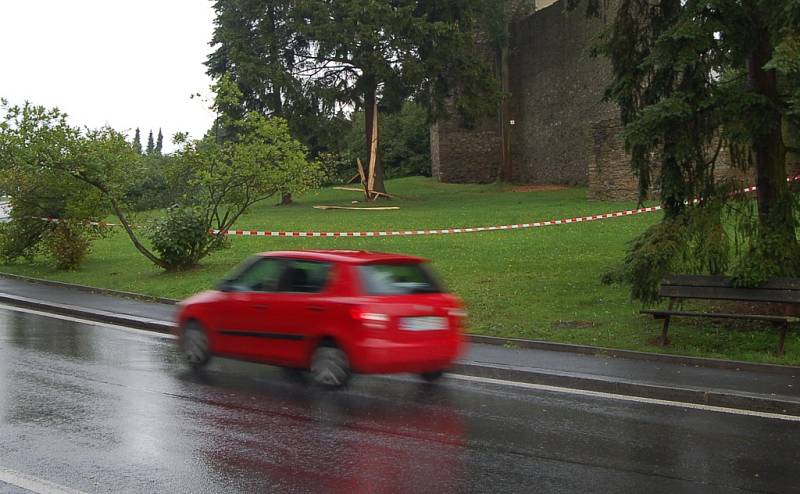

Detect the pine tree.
[
  {"left": 287, "top": 0, "right": 496, "bottom": 195},
  {"left": 155, "top": 129, "right": 163, "bottom": 155},
  {"left": 573, "top": 0, "right": 800, "bottom": 298},
  {"left": 146, "top": 130, "right": 155, "bottom": 155},
  {"left": 133, "top": 128, "right": 142, "bottom": 155}
]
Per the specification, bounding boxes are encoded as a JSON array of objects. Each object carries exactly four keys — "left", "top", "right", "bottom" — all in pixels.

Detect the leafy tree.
[
  {"left": 207, "top": 0, "right": 298, "bottom": 117},
  {"left": 207, "top": 0, "right": 349, "bottom": 205},
  {"left": 155, "top": 128, "right": 164, "bottom": 155},
  {"left": 125, "top": 153, "right": 178, "bottom": 211},
  {"left": 574, "top": 0, "right": 800, "bottom": 299},
  {"left": 0, "top": 102, "right": 120, "bottom": 269},
  {"left": 0, "top": 94, "right": 319, "bottom": 271},
  {"left": 133, "top": 127, "right": 143, "bottom": 155},
  {"left": 344, "top": 101, "right": 432, "bottom": 178},
  {"left": 146, "top": 130, "right": 155, "bottom": 155},
  {"left": 164, "top": 80, "right": 320, "bottom": 269},
  {"left": 289, "top": 0, "right": 498, "bottom": 195}
]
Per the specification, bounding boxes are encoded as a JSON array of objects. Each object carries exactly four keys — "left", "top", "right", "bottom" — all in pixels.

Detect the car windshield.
[{"left": 358, "top": 263, "right": 443, "bottom": 296}]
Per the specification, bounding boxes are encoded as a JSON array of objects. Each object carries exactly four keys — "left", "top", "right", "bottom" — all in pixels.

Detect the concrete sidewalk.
[{"left": 1, "top": 275, "right": 798, "bottom": 415}]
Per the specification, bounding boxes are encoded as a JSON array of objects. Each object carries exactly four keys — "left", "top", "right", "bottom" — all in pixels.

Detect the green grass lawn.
[{"left": 2, "top": 177, "right": 798, "bottom": 365}]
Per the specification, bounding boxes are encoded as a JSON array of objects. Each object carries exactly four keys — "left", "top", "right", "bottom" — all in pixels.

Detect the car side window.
[
  {"left": 231, "top": 259, "right": 284, "bottom": 292},
  {"left": 275, "top": 260, "right": 332, "bottom": 294}
]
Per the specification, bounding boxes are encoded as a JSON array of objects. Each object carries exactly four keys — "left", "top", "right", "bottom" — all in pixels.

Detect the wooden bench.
[{"left": 641, "top": 275, "right": 800, "bottom": 356}]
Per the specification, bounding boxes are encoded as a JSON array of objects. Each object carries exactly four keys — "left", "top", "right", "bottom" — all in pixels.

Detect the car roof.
[{"left": 257, "top": 250, "right": 428, "bottom": 264}]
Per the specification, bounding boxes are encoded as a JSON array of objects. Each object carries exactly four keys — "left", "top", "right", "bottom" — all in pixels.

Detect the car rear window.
[{"left": 358, "top": 263, "right": 443, "bottom": 296}]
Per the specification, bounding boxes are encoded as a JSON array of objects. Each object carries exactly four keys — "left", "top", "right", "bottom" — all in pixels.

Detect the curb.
[
  {"left": 0, "top": 293, "right": 174, "bottom": 334},
  {"left": 1, "top": 272, "right": 798, "bottom": 376},
  {"left": 451, "top": 362, "right": 800, "bottom": 417},
  {"left": 469, "top": 335, "right": 800, "bottom": 376},
  {"left": 0, "top": 273, "right": 180, "bottom": 306},
  {"left": 0, "top": 290, "right": 797, "bottom": 416}
]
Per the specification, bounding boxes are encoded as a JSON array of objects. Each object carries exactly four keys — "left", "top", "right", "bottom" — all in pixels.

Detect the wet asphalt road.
[{"left": 0, "top": 308, "right": 799, "bottom": 493}]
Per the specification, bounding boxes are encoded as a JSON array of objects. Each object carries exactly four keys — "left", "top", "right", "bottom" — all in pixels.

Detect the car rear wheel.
[
  {"left": 311, "top": 346, "right": 351, "bottom": 389},
  {"left": 182, "top": 321, "right": 211, "bottom": 369},
  {"left": 420, "top": 371, "right": 445, "bottom": 382}
]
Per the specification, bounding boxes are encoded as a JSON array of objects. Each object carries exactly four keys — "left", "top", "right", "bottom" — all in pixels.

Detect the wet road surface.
[{"left": 0, "top": 307, "right": 798, "bottom": 493}]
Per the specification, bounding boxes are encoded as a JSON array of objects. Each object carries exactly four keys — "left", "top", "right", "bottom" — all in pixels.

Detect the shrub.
[
  {"left": 42, "top": 222, "right": 92, "bottom": 270},
  {"left": 148, "top": 206, "right": 224, "bottom": 271}
]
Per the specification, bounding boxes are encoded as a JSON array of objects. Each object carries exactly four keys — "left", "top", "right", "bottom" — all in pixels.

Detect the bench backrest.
[{"left": 659, "top": 275, "right": 800, "bottom": 304}]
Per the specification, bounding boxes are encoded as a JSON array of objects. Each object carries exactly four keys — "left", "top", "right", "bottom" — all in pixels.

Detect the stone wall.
[
  {"left": 430, "top": 0, "right": 620, "bottom": 188},
  {"left": 588, "top": 119, "right": 638, "bottom": 201},
  {"left": 429, "top": 0, "right": 797, "bottom": 199},
  {"left": 508, "top": 0, "right": 618, "bottom": 185},
  {"left": 430, "top": 119, "right": 501, "bottom": 184}
]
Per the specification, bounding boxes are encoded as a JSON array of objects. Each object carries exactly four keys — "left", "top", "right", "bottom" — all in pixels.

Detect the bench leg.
[
  {"left": 659, "top": 299, "right": 675, "bottom": 346},
  {"left": 777, "top": 323, "right": 787, "bottom": 357},
  {"left": 661, "top": 316, "right": 671, "bottom": 346}
]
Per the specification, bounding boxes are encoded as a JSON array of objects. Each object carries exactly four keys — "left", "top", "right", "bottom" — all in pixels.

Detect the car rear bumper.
[{"left": 348, "top": 335, "right": 464, "bottom": 374}]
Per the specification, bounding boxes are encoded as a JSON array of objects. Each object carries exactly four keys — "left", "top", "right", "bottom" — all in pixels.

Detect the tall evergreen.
[
  {"left": 155, "top": 129, "right": 163, "bottom": 155},
  {"left": 133, "top": 128, "right": 142, "bottom": 155},
  {"left": 573, "top": 0, "right": 800, "bottom": 298},
  {"left": 146, "top": 130, "right": 155, "bottom": 155}
]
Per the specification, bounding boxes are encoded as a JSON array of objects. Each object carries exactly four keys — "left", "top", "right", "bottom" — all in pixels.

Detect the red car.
[{"left": 175, "top": 250, "right": 467, "bottom": 388}]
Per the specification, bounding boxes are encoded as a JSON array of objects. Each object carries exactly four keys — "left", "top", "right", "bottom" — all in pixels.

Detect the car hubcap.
[
  {"left": 184, "top": 329, "right": 208, "bottom": 364},
  {"left": 312, "top": 349, "right": 348, "bottom": 387}
]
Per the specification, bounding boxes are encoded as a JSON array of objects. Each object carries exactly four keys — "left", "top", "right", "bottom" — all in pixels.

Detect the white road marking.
[
  {"left": 1, "top": 303, "right": 798, "bottom": 422},
  {"left": 449, "top": 374, "right": 800, "bottom": 422},
  {"left": 0, "top": 468, "right": 87, "bottom": 494},
  {"left": 0, "top": 304, "right": 176, "bottom": 340}
]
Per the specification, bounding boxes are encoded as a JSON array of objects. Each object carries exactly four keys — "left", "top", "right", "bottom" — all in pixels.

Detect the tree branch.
[{"left": 71, "top": 171, "right": 168, "bottom": 269}]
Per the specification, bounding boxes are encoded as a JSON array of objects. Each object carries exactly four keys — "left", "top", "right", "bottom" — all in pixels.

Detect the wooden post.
[
  {"left": 777, "top": 322, "right": 788, "bottom": 357},
  {"left": 661, "top": 299, "right": 675, "bottom": 346}
]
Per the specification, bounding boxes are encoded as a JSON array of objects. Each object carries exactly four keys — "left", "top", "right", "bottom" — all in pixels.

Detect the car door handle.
[
  {"left": 254, "top": 304, "right": 270, "bottom": 310},
  {"left": 308, "top": 305, "right": 325, "bottom": 312}
]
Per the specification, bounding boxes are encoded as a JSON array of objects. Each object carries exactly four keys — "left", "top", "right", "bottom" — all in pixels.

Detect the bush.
[
  {"left": 42, "top": 223, "right": 92, "bottom": 270},
  {"left": 0, "top": 219, "right": 48, "bottom": 263},
  {"left": 0, "top": 219, "right": 101, "bottom": 271},
  {"left": 148, "top": 207, "right": 224, "bottom": 271}
]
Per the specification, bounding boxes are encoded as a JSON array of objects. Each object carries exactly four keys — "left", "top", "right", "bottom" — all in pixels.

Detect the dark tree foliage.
[
  {"left": 289, "top": 0, "right": 499, "bottom": 194},
  {"left": 155, "top": 128, "right": 164, "bottom": 155},
  {"left": 132, "top": 128, "right": 142, "bottom": 155},
  {"left": 206, "top": 0, "right": 346, "bottom": 158},
  {"left": 146, "top": 130, "right": 155, "bottom": 155},
  {"left": 573, "top": 0, "right": 800, "bottom": 300},
  {"left": 207, "top": 0, "right": 500, "bottom": 196}
]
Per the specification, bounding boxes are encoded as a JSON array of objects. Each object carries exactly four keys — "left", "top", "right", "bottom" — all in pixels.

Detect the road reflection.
[{"left": 178, "top": 368, "right": 466, "bottom": 493}]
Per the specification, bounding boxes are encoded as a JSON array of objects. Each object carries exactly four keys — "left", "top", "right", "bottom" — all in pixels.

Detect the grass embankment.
[{"left": 2, "top": 177, "right": 798, "bottom": 364}]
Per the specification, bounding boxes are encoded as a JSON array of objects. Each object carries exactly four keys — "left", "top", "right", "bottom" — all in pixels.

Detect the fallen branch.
[{"left": 313, "top": 205, "right": 400, "bottom": 211}]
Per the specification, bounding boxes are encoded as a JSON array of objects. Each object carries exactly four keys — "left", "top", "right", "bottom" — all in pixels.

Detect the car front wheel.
[
  {"left": 420, "top": 371, "right": 445, "bottom": 382},
  {"left": 182, "top": 321, "right": 211, "bottom": 369},
  {"left": 310, "top": 346, "right": 351, "bottom": 389}
]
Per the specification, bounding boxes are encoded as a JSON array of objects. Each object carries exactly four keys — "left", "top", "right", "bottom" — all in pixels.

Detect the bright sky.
[{"left": 0, "top": 0, "right": 217, "bottom": 152}]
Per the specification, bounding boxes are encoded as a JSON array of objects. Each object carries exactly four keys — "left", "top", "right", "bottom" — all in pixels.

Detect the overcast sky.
[{"left": 0, "top": 0, "right": 217, "bottom": 151}]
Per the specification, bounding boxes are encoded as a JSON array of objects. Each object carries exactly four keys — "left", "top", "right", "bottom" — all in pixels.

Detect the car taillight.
[
  {"left": 448, "top": 308, "right": 468, "bottom": 319},
  {"left": 350, "top": 307, "right": 391, "bottom": 329}
]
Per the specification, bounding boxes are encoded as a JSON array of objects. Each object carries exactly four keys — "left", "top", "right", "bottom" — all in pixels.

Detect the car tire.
[
  {"left": 182, "top": 321, "right": 211, "bottom": 369},
  {"left": 420, "top": 371, "right": 445, "bottom": 382},
  {"left": 310, "top": 346, "right": 351, "bottom": 389}
]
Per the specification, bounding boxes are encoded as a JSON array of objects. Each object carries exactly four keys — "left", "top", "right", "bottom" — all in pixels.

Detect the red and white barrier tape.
[
  {"left": 211, "top": 205, "right": 665, "bottom": 238},
  {"left": 36, "top": 218, "right": 119, "bottom": 227},
  {"left": 32, "top": 175, "right": 800, "bottom": 238},
  {"left": 212, "top": 175, "right": 799, "bottom": 238}
]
